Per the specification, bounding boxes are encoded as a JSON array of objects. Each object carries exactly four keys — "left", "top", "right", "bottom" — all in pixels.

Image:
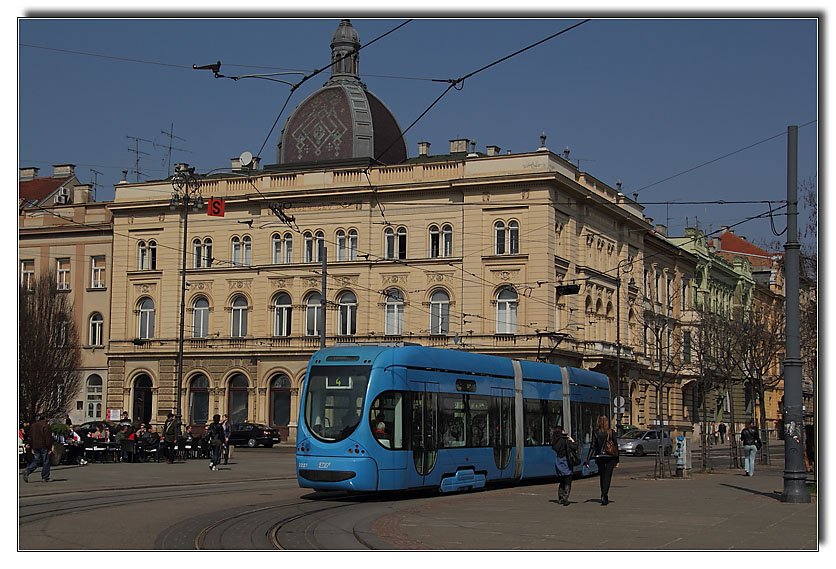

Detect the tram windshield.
[{"left": 304, "top": 365, "right": 371, "bottom": 443}]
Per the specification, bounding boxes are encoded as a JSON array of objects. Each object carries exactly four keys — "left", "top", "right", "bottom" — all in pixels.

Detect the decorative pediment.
[
  {"left": 227, "top": 279, "right": 252, "bottom": 290},
  {"left": 269, "top": 277, "right": 294, "bottom": 290}
]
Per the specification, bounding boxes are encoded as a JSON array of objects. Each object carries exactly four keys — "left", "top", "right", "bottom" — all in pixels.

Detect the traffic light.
[{"left": 556, "top": 284, "right": 580, "bottom": 296}]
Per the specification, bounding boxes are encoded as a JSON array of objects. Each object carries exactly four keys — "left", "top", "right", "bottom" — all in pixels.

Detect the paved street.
[{"left": 17, "top": 444, "right": 818, "bottom": 551}]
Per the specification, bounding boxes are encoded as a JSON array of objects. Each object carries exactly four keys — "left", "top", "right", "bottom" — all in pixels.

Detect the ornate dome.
[{"left": 276, "top": 19, "right": 407, "bottom": 165}]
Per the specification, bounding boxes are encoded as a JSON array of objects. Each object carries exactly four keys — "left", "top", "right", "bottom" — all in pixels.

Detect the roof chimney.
[
  {"left": 449, "top": 138, "right": 469, "bottom": 154},
  {"left": 52, "top": 164, "right": 75, "bottom": 178},
  {"left": 418, "top": 141, "right": 431, "bottom": 157},
  {"left": 19, "top": 167, "right": 39, "bottom": 181},
  {"left": 467, "top": 141, "right": 478, "bottom": 158},
  {"left": 655, "top": 224, "right": 668, "bottom": 237},
  {"left": 74, "top": 184, "right": 93, "bottom": 204},
  {"left": 486, "top": 145, "right": 501, "bottom": 157}
]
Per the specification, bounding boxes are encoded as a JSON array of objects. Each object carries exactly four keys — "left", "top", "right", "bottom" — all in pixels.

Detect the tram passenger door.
[
  {"left": 491, "top": 387, "right": 515, "bottom": 479},
  {"left": 408, "top": 381, "right": 438, "bottom": 488}
]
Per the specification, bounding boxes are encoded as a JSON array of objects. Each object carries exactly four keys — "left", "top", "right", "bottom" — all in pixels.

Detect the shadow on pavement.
[{"left": 719, "top": 483, "right": 782, "bottom": 501}]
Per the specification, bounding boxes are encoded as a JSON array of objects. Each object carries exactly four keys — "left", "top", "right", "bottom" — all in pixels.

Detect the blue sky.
[{"left": 17, "top": 16, "right": 818, "bottom": 248}]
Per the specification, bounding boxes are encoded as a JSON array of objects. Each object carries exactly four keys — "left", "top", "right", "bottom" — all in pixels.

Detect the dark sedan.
[{"left": 227, "top": 423, "right": 281, "bottom": 448}]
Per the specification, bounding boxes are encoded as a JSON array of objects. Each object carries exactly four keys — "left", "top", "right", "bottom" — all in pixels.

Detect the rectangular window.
[
  {"left": 91, "top": 256, "right": 106, "bottom": 288},
  {"left": 20, "top": 260, "right": 34, "bottom": 290},
  {"left": 683, "top": 331, "right": 691, "bottom": 363},
  {"left": 56, "top": 258, "right": 70, "bottom": 290}
]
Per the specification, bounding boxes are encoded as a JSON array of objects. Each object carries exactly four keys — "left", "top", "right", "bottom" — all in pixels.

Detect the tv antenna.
[
  {"left": 160, "top": 123, "right": 192, "bottom": 177},
  {"left": 126, "top": 135, "right": 153, "bottom": 183},
  {"left": 89, "top": 168, "right": 104, "bottom": 201}
]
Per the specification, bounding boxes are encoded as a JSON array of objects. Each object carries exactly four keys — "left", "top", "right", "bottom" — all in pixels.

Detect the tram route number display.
[{"left": 326, "top": 376, "right": 353, "bottom": 389}]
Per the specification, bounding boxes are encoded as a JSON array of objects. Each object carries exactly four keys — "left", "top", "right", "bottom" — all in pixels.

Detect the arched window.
[
  {"left": 193, "top": 238, "right": 203, "bottom": 268},
  {"left": 429, "top": 225, "right": 440, "bottom": 258},
  {"left": 385, "top": 227, "right": 406, "bottom": 260},
  {"left": 397, "top": 227, "right": 407, "bottom": 259},
  {"left": 193, "top": 297, "right": 209, "bottom": 338},
  {"left": 384, "top": 289, "right": 404, "bottom": 336},
  {"left": 304, "top": 231, "right": 314, "bottom": 263},
  {"left": 138, "top": 240, "right": 157, "bottom": 270},
  {"left": 138, "top": 298, "right": 155, "bottom": 339},
  {"left": 348, "top": 229, "right": 358, "bottom": 261},
  {"left": 188, "top": 374, "right": 210, "bottom": 426},
  {"left": 273, "top": 293, "right": 292, "bottom": 337},
  {"left": 242, "top": 236, "right": 252, "bottom": 266},
  {"left": 272, "top": 234, "right": 282, "bottom": 264},
  {"left": 442, "top": 224, "right": 453, "bottom": 257},
  {"left": 430, "top": 289, "right": 450, "bottom": 335},
  {"left": 494, "top": 221, "right": 506, "bottom": 255},
  {"left": 270, "top": 374, "right": 292, "bottom": 429},
  {"left": 231, "top": 236, "right": 242, "bottom": 266},
  {"left": 89, "top": 312, "right": 103, "bottom": 346},
  {"left": 605, "top": 301, "right": 614, "bottom": 343},
  {"left": 508, "top": 220, "right": 519, "bottom": 254},
  {"left": 338, "top": 291, "right": 357, "bottom": 336},
  {"left": 231, "top": 295, "right": 248, "bottom": 337},
  {"left": 228, "top": 374, "right": 249, "bottom": 424},
  {"left": 336, "top": 229, "right": 347, "bottom": 261},
  {"left": 202, "top": 238, "right": 213, "bottom": 268},
  {"left": 306, "top": 293, "right": 322, "bottom": 336},
  {"left": 86, "top": 374, "right": 103, "bottom": 419},
  {"left": 496, "top": 288, "right": 518, "bottom": 334},
  {"left": 315, "top": 231, "right": 324, "bottom": 261},
  {"left": 384, "top": 227, "right": 395, "bottom": 259},
  {"left": 283, "top": 233, "right": 293, "bottom": 264}
]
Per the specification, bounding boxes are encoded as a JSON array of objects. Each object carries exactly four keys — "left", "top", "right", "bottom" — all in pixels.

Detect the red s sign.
[{"left": 207, "top": 197, "right": 225, "bottom": 217}]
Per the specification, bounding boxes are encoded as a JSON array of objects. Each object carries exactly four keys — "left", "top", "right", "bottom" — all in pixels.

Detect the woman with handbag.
[
  {"left": 584, "top": 415, "right": 619, "bottom": 505},
  {"left": 206, "top": 414, "right": 226, "bottom": 471},
  {"left": 740, "top": 419, "right": 762, "bottom": 476},
  {"left": 551, "top": 426, "right": 579, "bottom": 506}
]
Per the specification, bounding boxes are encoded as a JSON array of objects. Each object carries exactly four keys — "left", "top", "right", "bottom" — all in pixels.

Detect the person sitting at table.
[
  {"left": 145, "top": 425, "right": 161, "bottom": 459},
  {"left": 64, "top": 425, "right": 87, "bottom": 465}
]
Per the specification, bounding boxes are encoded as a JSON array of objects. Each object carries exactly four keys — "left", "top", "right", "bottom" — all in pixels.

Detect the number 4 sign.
[{"left": 207, "top": 197, "right": 225, "bottom": 217}]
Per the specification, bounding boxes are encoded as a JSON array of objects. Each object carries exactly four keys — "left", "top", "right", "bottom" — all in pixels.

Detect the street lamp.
[
  {"left": 170, "top": 163, "right": 204, "bottom": 420},
  {"left": 615, "top": 258, "right": 633, "bottom": 428}
]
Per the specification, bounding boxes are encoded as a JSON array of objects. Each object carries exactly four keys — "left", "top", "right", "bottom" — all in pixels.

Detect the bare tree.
[
  {"left": 19, "top": 271, "right": 82, "bottom": 423},
  {"left": 738, "top": 302, "right": 785, "bottom": 464},
  {"left": 643, "top": 311, "right": 688, "bottom": 478}
]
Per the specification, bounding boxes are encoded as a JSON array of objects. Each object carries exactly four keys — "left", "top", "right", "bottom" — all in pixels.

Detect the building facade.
[{"left": 19, "top": 166, "right": 114, "bottom": 426}]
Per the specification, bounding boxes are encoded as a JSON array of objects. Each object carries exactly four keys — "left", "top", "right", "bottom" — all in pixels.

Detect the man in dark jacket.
[
  {"left": 163, "top": 413, "right": 181, "bottom": 464},
  {"left": 22, "top": 415, "right": 52, "bottom": 483}
]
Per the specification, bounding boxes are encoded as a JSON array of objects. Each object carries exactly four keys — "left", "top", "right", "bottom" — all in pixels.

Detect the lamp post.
[
  {"left": 615, "top": 258, "right": 633, "bottom": 428},
  {"left": 169, "top": 163, "right": 204, "bottom": 420}
]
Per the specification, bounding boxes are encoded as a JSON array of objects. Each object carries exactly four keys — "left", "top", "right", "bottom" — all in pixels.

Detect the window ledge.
[{"left": 87, "top": 287, "right": 108, "bottom": 292}]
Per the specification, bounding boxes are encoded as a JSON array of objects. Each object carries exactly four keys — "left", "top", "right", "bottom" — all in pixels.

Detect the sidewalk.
[{"left": 363, "top": 464, "right": 818, "bottom": 550}]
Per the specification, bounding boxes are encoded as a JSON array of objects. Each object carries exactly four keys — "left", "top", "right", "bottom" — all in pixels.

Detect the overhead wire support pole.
[
  {"left": 320, "top": 246, "right": 327, "bottom": 350},
  {"left": 781, "top": 125, "right": 811, "bottom": 503}
]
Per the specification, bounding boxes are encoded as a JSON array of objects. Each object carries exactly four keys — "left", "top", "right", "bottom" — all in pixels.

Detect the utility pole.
[
  {"left": 320, "top": 245, "right": 327, "bottom": 349},
  {"left": 781, "top": 125, "right": 811, "bottom": 503}
]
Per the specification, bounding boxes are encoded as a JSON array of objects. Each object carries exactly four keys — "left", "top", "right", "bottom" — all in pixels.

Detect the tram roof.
[{"left": 313, "top": 344, "right": 610, "bottom": 389}]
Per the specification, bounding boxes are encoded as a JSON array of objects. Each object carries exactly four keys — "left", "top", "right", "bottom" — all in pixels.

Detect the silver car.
[{"left": 617, "top": 429, "right": 672, "bottom": 456}]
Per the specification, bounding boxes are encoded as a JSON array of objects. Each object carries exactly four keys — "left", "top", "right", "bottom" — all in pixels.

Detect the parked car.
[
  {"left": 227, "top": 423, "right": 281, "bottom": 448},
  {"left": 617, "top": 429, "right": 672, "bottom": 456}
]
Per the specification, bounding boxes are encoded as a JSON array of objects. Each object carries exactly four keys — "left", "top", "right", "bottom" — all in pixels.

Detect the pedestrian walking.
[
  {"left": 163, "top": 412, "right": 180, "bottom": 464},
  {"left": 206, "top": 414, "right": 225, "bottom": 471},
  {"left": 22, "top": 415, "right": 53, "bottom": 483},
  {"left": 550, "top": 426, "right": 579, "bottom": 506},
  {"left": 584, "top": 415, "right": 619, "bottom": 505},
  {"left": 718, "top": 422, "right": 727, "bottom": 444},
  {"left": 740, "top": 419, "right": 761, "bottom": 476},
  {"left": 221, "top": 413, "right": 232, "bottom": 465}
]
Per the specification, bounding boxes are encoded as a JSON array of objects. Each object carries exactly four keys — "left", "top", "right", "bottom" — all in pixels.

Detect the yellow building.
[{"left": 19, "top": 165, "right": 113, "bottom": 426}]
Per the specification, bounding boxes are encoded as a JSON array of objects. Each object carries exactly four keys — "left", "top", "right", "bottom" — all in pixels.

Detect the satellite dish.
[{"left": 239, "top": 151, "right": 253, "bottom": 168}]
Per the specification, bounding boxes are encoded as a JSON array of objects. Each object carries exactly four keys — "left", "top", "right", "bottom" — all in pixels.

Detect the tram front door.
[{"left": 407, "top": 381, "right": 438, "bottom": 489}]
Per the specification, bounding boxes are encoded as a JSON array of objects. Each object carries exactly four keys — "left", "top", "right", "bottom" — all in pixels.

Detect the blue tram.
[{"left": 296, "top": 344, "right": 611, "bottom": 492}]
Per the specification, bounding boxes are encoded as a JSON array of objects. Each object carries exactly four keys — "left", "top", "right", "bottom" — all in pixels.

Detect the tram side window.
[
  {"left": 545, "top": 400, "right": 563, "bottom": 433},
  {"left": 369, "top": 391, "right": 405, "bottom": 450},
  {"left": 440, "top": 395, "right": 466, "bottom": 448},
  {"left": 524, "top": 399, "right": 545, "bottom": 446},
  {"left": 489, "top": 395, "right": 515, "bottom": 448},
  {"left": 468, "top": 396, "right": 489, "bottom": 447}
]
